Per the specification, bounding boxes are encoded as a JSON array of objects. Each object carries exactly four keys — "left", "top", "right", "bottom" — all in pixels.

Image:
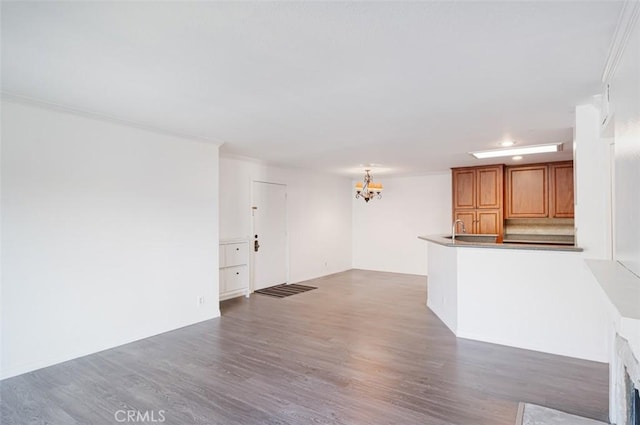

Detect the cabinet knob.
[
  {"left": 236, "top": 272, "right": 239, "bottom": 275},
  {"left": 236, "top": 248, "right": 239, "bottom": 251}
]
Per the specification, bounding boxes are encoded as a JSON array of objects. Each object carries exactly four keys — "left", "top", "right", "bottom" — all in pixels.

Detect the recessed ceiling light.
[
  {"left": 470, "top": 143, "right": 563, "bottom": 159},
  {"left": 500, "top": 140, "right": 516, "bottom": 147},
  {"left": 512, "top": 156, "right": 523, "bottom": 161}
]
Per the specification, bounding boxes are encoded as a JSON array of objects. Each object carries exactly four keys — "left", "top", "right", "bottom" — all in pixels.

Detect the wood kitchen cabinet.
[
  {"left": 453, "top": 210, "right": 475, "bottom": 234},
  {"left": 476, "top": 166, "right": 502, "bottom": 209},
  {"left": 505, "top": 161, "right": 573, "bottom": 219},
  {"left": 453, "top": 166, "right": 502, "bottom": 210},
  {"left": 549, "top": 162, "right": 574, "bottom": 218},
  {"left": 452, "top": 169, "right": 475, "bottom": 209},
  {"left": 454, "top": 209, "right": 501, "bottom": 234},
  {"left": 505, "top": 165, "right": 548, "bottom": 218},
  {"left": 452, "top": 165, "right": 503, "bottom": 235}
]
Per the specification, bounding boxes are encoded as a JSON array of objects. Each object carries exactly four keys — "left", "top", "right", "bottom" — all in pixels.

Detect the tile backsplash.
[{"left": 504, "top": 218, "right": 575, "bottom": 236}]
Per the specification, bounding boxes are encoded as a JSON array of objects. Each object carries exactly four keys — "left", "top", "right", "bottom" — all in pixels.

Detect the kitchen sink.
[{"left": 444, "top": 234, "right": 498, "bottom": 243}]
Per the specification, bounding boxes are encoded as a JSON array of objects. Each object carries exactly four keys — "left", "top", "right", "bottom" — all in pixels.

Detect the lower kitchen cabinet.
[
  {"left": 477, "top": 210, "right": 501, "bottom": 234},
  {"left": 454, "top": 211, "right": 475, "bottom": 234},
  {"left": 454, "top": 209, "right": 502, "bottom": 235}
]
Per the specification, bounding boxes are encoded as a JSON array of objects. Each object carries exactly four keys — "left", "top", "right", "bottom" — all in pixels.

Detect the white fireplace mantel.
[
  {"left": 586, "top": 259, "right": 640, "bottom": 425},
  {"left": 586, "top": 259, "right": 640, "bottom": 359}
]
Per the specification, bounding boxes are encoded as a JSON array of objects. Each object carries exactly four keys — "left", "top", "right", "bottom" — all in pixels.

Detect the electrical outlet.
[{"left": 197, "top": 296, "right": 205, "bottom": 306}]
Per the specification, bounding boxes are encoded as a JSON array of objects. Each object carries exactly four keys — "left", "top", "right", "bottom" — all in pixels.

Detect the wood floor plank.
[{"left": 0, "top": 270, "right": 608, "bottom": 425}]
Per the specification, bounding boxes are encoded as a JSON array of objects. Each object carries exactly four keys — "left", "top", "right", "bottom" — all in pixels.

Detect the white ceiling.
[{"left": 1, "top": 1, "right": 622, "bottom": 176}]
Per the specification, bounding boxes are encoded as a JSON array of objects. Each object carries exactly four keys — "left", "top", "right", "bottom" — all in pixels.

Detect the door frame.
[{"left": 250, "top": 180, "right": 289, "bottom": 293}]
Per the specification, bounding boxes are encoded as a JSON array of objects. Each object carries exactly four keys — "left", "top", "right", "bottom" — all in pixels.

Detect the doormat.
[
  {"left": 515, "top": 403, "right": 607, "bottom": 425},
  {"left": 254, "top": 284, "right": 317, "bottom": 298}
]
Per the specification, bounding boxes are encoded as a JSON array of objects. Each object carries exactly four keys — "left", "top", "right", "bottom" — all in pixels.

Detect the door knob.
[{"left": 254, "top": 239, "right": 260, "bottom": 252}]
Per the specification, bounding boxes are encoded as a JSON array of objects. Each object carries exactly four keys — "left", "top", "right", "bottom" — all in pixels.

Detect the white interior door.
[{"left": 252, "top": 181, "right": 287, "bottom": 290}]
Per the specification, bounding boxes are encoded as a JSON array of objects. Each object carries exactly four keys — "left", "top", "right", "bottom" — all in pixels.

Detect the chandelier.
[{"left": 355, "top": 169, "right": 383, "bottom": 203}]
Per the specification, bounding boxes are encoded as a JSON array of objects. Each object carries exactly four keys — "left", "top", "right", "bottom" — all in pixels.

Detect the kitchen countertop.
[{"left": 419, "top": 234, "right": 583, "bottom": 252}]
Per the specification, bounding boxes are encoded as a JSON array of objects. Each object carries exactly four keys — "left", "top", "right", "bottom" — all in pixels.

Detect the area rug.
[
  {"left": 254, "top": 283, "right": 317, "bottom": 298},
  {"left": 516, "top": 403, "right": 608, "bottom": 425}
]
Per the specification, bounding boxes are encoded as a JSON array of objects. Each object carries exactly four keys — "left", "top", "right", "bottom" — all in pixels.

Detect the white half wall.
[
  {"left": 219, "top": 156, "right": 352, "bottom": 284},
  {"left": 426, "top": 242, "right": 457, "bottom": 331},
  {"left": 456, "top": 247, "right": 610, "bottom": 362},
  {"left": 426, "top": 241, "right": 610, "bottom": 363},
  {"left": 352, "top": 173, "right": 451, "bottom": 275},
  {"left": 1, "top": 99, "right": 220, "bottom": 380}
]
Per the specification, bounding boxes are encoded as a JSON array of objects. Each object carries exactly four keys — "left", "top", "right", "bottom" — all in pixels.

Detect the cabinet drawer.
[
  {"left": 224, "top": 266, "right": 248, "bottom": 292},
  {"left": 224, "top": 243, "right": 248, "bottom": 267}
]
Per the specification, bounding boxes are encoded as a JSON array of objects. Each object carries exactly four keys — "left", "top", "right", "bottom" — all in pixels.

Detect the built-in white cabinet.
[{"left": 219, "top": 240, "right": 249, "bottom": 301}]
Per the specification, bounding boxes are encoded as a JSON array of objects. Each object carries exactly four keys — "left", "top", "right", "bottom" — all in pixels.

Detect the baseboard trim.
[
  {"left": 455, "top": 329, "right": 608, "bottom": 364},
  {"left": 515, "top": 402, "right": 525, "bottom": 425},
  {"left": 0, "top": 312, "right": 220, "bottom": 381}
]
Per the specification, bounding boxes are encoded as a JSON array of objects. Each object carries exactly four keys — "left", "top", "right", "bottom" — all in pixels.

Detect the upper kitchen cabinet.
[
  {"left": 549, "top": 162, "right": 575, "bottom": 218},
  {"left": 476, "top": 166, "right": 503, "bottom": 209},
  {"left": 452, "top": 165, "right": 503, "bottom": 235},
  {"left": 452, "top": 165, "right": 503, "bottom": 210},
  {"left": 505, "top": 164, "right": 548, "bottom": 218},
  {"left": 505, "top": 161, "right": 574, "bottom": 219},
  {"left": 452, "top": 168, "right": 475, "bottom": 209}
]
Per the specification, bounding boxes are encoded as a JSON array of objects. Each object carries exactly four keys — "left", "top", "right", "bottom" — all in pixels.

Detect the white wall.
[
  {"left": 1, "top": 100, "right": 220, "bottom": 379},
  {"left": 219, "top": 156, "right": 352, "bottom": 284},
  {"left": 219, "top": 157, "right": 256, "bottom": 241},
  {"left": 352, "top": 173, "right": 451, "bottom": 275},
  {"left": 610, "top": 19, "right": 640, "bottom": 276},
  {"left": 574, "top": 103, "right": 612, "bottom": 260}
]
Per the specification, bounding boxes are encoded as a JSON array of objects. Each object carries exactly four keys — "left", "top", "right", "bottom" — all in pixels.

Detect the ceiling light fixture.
[
  {"left": 355, "top": 169, "right": 383, "bottom": 203},
  {"left": 470, "top": 143, "right": 563, "bottom": 159},
  {"left": 500, "top": 140, "right": 516, "bottom": 147}
]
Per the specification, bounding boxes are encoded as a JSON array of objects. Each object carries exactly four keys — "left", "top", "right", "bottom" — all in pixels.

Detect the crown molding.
[
  {"left": 602, "top": 0, "right": 640, "bottom": 84},
  {"left": 0, "top": 92, "right": 225, "bottom": 147},
  {"left": 219, "top": 151, "right": 269, "bottom": 165}
]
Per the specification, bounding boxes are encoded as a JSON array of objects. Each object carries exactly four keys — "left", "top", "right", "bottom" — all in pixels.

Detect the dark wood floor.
[{"left": 1, "top": 270, "right": 608, "bottom": 425}]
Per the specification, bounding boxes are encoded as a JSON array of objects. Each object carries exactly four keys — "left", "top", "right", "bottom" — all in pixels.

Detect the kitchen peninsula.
[
  {"left": 418, "top": 234, "right": 609, "bottom": 363},
  {"left": 417, "top": 159, "right": 614, "bottom": 361}
]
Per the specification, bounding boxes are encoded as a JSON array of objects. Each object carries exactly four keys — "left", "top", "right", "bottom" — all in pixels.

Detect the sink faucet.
[{"left": 452, "top": 219, "right": 467, "bottom": 242}]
